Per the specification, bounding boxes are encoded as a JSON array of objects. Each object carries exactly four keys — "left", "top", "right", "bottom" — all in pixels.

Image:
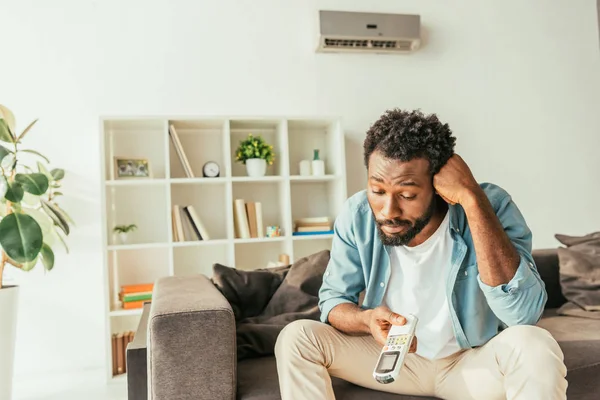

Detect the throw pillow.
[
  {"left": 236, "top": 249, "right": 331, "bottom": 360},
  {"left": 211, "top": 263, "right": 290, "bottom": 321},
  {"left": 555, "top": 232, "right": 600, "bottom": 317}
]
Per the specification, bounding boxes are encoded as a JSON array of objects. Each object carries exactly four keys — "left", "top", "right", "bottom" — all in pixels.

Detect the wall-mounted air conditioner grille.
[
  {"left": 317, "top": 10, "right": 421, "bottom": 54},
  {"left": 323, "top": 38, "right": 412, "bottom": 51}
]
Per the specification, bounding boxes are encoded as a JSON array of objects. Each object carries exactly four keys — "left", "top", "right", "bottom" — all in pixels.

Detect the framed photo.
[{"left": 114, "top": 157, "right": 152, "bottom": 179}]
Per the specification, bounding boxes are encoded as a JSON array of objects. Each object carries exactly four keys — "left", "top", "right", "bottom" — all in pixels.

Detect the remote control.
[{"left": 373, "top": 314, "right": 418, "bottom": 384}]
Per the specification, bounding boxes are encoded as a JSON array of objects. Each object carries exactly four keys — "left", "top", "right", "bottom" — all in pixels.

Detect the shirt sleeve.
[
  {"left": 318, "top": 202, "right": 365, "bottom": 324},
  {"left": 476, "top": 190, "right": 547, "bottom": 326}
]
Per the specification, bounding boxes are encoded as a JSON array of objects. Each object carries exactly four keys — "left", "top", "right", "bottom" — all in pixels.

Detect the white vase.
[
  {"left": 245, "top": 158, "right": 267, "bottom": 177},
  {"left": 119, "top": 232, "right": 128, "bottom": 244},
  {"left": 0, "top": 285, "right": 19, "bottom": 400}
]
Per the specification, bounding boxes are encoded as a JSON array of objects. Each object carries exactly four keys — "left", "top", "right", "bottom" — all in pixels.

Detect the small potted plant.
[
  {"left": 113, "top": 224, "right": 137, "bottom": 244},
  {"left": 234, "top": 134, "right": 275, "bottom": 177}
]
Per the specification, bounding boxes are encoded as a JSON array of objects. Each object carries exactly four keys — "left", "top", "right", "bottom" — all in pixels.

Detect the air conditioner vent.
[{"left": 317, "top": 10, "right": 421, "bottom": 54}]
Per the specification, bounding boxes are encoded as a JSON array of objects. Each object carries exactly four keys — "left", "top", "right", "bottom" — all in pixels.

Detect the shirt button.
[
  {"left": 326, "top": 271, "right": 330, "bottom": 276},
  {"left": 528, "top": 262, "right": 533, "bottom": 267},
  {"left": 380, "top": 282, "right": 385, "bottom": 288},
  {"left": 508, "top": 287, "right": 517, "bottom": 294}
]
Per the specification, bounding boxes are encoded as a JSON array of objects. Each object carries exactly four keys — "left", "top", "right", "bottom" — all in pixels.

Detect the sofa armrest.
[{"left": 148, "top": 275, "right": 236, "bottom": 400}]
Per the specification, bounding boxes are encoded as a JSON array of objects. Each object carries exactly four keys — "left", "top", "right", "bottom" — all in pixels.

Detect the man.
[{"left": 275, "top": 109, "right": 567, "bottom": 400}]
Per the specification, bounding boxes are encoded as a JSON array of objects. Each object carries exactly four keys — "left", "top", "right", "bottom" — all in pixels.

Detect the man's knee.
[
  {"left": 497, "top": 325, "right": 564, "bottom": 361},
  {"left": 275, "top": 319, "right": 329, "bottom": 358}
]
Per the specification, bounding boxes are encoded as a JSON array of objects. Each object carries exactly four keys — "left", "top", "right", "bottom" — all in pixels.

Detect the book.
[
  {"left": 122, "top": 300, "right": 148, "bottom": 309},
  {"left": 169, "top": 124, "right": 195, "bottom": 178},
  {"left": 121, "top": 283, "right": 154, "bottom": 294},
  {"left": 180, "top": 207, "right": 200, "bottom": 241},
  {"left": 296, "top": 225, "right": 332, "bottom": 232},
  {"left": 292, "top": 230, "right": 334, "bottom": 236},
  {"left": 185, "top": 205, "right": 210, "bottom": 240},
  {"left": 295, "top": 217, "right": 330, "bottom": 225},
  {"left": 121, "top": 292, "right": 152, "bottom": 302},
  {"left": 233, "top": 199, "right": 250, "bottom": 239},
  {"left": 255, "top": 202, "right": 264, "bottom": 237},
  {"left": 246, "top": 202, "right": 258, "bottom": 238},
  {"left": 173, "top": 205, "right": 185, "bottom": 242},
  {"left": 112, "top": 334, "right": 118, "bottom": 376}
]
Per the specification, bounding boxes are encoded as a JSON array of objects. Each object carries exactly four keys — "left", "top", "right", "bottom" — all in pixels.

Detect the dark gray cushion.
[
  {"left": 532, "top": 249, "right": 567, "bottom": 308},
  {"left": 211, "top": 263, "right": 290, "bottom": 321},
  {"left": 554, "top": 232, "right": 600, "bottom": 318}
]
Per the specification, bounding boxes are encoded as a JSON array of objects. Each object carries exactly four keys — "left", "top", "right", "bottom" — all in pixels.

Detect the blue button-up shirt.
[{"left": 318, "top": 182, "right": 547, "bottom": 349}]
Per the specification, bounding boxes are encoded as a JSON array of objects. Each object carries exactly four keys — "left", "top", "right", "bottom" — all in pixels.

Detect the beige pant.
[{"left": 274, "top": 320, "right": 567, "bottom": 400}]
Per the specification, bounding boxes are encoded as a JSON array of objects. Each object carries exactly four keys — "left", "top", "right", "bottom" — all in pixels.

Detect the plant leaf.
[
  {"left": 1, "top": 153, "right": 15, "bottom": 171},
  {"left": 15, "top": 173, "right": 49, "bottom": 195},
  {"left": 0, "top": 119, "right": 15, "bottom": 143},
  {"left": 17, "top": 119, "right": 38, "bottom": 143},
  {"left": 37, "top": 161, "right": 51, "bottom": 178},
  {"left": 5, "top": 182, "right": 24, "bottom": 202},
  {"left": 20, "top": 149, "right": 50, "bottom": 164},
  {"left": 50, "top": 169, "right": 65, "bottom": 181},
  {"left": 55, "top": 227, "right": 69, "bottom": 254},
  {"left": 40, "top": 243, "right": 54, "bottom": 271},
  {"left": 21, "top": 256, "right": 39, "bottom": 271},
  {"left": 53, "top": 203, "right": 75, "bottom": 226},
  {"left": 53, "top": 191, "right": 63, "bottom": 197},
  {"left": 41, "top": 198, "right": 69, "bottom": 235},
  {"left": 0, "top": 145, "right": 12, "bottom": 162},
  {"left": 0, "top": 212, "right": 43, "bottom": 263}
]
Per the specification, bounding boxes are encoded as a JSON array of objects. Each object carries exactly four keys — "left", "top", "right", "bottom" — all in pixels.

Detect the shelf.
[
  {"left": 292, "top": 233, "right": 334, "bottom": 241},
  {"left": 109, "top": 307, "right": 144, "bottom": 317},
  {"left": 289, "top": 175, "right": 337, "bottom": 182},
  {"left": 231, "top": 176, "right": 283, "bottom": 183},
  {"left": 108, "top": 242, "right": 170, "bottom": 251},
  {"left": 101, "top": 116, "right": 347, "bottom": 384},
  {"left": 170, "top": 177, "right": 228, "bottom": 185},
  {"left": 172, "top": 239, "right": 229, "bottom": 247},
  {"left": 106, "top": 179, "right": 167, "bottom": 187},
  {"left": 233, "top": 236, "right": 286, "bottom": 244}
]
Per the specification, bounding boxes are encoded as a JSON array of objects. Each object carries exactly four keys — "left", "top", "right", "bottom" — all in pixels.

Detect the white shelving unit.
[{"left": 99, "top": 116, "right": 347, "bottom": 382}]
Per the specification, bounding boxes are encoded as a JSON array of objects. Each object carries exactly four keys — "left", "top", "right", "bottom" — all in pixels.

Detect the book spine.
[
  {"left": 233, "top": 199, "right": 250, "bottom": 239},
  {"left": 255, "top": 202, "right": 264, "bottom": 237},
  {"left": 245, "top": 202, "right": 258, "bottom": 238},
  {"left": 186, "top": 206, "right": 210, "bottom": 240},
  {"left": 121, "top": 283, "right": 154, "bottom": 294},
  {"left": 173, "top": 205, "right": 185, "bottom": 242},
  {"left": 169, "top": 124, "right": 195, "bottom": 178}
]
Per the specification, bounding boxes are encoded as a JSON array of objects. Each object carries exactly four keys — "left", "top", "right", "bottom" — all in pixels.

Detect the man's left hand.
[{"left": 433, "top": 154, "right": 481, "bottom": 205}]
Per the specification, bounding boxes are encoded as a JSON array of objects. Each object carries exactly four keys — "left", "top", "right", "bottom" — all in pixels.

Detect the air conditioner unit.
[{"left": 316, "top": 10, "right": 421, "bottom": 54}]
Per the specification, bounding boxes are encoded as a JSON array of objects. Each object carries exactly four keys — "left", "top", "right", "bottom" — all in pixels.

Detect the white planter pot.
[
  {"left": 0, "top": 285, "right": 19, "bottom": 400},
  {"left": 119, "top": 232, "right": 128, "bottom": 244},
  {"left": 245, "top": 158, "right": 267, "bottom": 177}
]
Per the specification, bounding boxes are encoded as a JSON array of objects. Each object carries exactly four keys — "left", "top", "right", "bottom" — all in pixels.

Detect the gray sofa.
[{"left": 144, "top": 249, "right": 600, "bottom": 400}]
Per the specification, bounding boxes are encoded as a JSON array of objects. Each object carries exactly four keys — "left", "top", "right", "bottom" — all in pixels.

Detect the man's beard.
[{"left": 374, "top": 197, "right": 437, "bottom": 246}]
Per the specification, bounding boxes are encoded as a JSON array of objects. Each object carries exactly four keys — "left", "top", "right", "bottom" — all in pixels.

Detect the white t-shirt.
[{"left": 382, "top": 212, "right": 461, "bottom": 360}]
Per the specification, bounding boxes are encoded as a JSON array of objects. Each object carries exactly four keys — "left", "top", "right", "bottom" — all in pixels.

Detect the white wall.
[{"left": 2, "top": 0, "right": 600, "bottom": 379}]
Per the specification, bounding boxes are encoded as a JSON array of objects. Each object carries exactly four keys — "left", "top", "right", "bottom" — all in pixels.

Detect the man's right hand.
[{"left": 365, "top": 306, "right": 417, "bottom": 353}]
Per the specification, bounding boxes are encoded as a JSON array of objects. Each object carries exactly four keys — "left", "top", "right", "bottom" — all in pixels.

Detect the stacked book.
[
  {"left": 293, "top": 217, "right": 333, "bottom": 236},
  {"left": 172, "top": 204, "right": 211, "bottom": 241},
  {"left": 233, "top": 199, "right": 264, "bottom": 239},
  {"left": 169, "top": 124, "right": 195, "bottom": 178},
  {"left": 111, "top": 330, "right": 135, "bottom": 376},
  {"left": 120, "top": 283, "right": 153, "bottom": 310}
]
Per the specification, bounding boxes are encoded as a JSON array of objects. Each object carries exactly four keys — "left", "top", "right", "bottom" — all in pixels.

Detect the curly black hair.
[{"left": 363, "top": 108, "right": 456, "bottom": 175}]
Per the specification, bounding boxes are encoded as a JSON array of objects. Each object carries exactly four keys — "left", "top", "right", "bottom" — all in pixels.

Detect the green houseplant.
[
  {"left": 234, "top": 133, "right": 275, "bottom": 177},
  {"left": 0, "top": 104, "right": 73, "bottom": 400},
  {"left": 113, "top": 223, "right": 137, "bottom": 244}
]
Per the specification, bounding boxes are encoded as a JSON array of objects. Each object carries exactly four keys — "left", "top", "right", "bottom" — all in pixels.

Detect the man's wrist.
[
  {"left": 459, "top": 185, "right": 485, "bottom": 210},
  {"left": 359, "top": 309, "right": 372, "bottom": 334}
]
